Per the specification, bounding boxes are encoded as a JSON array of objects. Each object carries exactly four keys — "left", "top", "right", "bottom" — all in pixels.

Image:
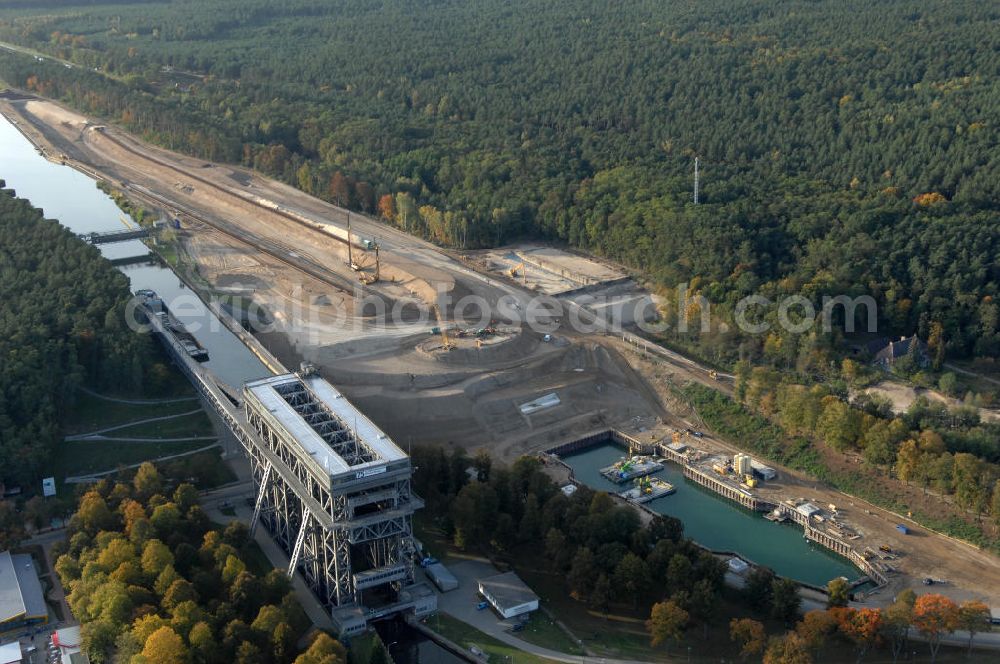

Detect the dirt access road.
[
  {"left": 1, "top": 95, "right": 701, "bottom": 459},
  {"left": 5, "top": 94, "right": 999, "bottom": 607}
]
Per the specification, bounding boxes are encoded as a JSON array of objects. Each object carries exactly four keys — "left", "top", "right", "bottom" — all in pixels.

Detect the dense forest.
[
  {"left": 0, "top": 182, "right": 154, "bottom": 487},
  {"left": 52, "top": 462, "right": 351, "bottom": 664},
  {"left": 0, "top": 0, "right": 998, "bottom": 365}
]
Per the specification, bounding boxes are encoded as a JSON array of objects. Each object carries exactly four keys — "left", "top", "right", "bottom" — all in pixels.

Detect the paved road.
[
  {"left": 432, "top": 559, "right": 661, "bottom": 664},
  {"left": 0, "top": 40, "right": 63, "bottom": 66}
]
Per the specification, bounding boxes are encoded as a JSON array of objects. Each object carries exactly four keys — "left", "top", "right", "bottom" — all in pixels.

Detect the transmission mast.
[{"left": 693, "top": 157, "right": 700, "bottom": 205}]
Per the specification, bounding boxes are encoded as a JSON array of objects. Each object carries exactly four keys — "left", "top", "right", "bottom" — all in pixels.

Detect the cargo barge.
[
  {"left": 136, "top": 289, "right": 209, "bottom": 361},
  {"left": 599, "top": 455, "right": 663, "bottom": 484},
  {"left": 620, "top": 476, "right": 674, "bottom": 504}
]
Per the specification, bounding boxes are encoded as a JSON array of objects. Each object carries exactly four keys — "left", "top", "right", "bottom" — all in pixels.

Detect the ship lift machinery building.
[{"left": 241, "top": 369, "right": 435, "bottom": 635}]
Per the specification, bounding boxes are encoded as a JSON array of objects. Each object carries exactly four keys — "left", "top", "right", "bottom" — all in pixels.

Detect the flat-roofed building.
[
  {"left": 0, "top": 641, "right": 22, "bottom": 664},
  {"left": 477, "top": 572, "right": 539, "bottom": 619},
  {"left": 750, "top": 460, "right": 777, "bottom": 481},
  {"left": 796, "top": 502, "right": 821, "bottom": 519},
  {"left": 0, "top": 551, "right": 48, "bottom": 634},
  {"left": 52, "top": 625, "right": 89, "bottom": 664},
  {"left": 425, "top": 563, "right": 458, "bottom": 592}
]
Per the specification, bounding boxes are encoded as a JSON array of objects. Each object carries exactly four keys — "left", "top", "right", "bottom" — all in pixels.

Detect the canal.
[
  {"left": 1, "top": 110, "right": 465, "bottom": 662},
  {"left": 0, "top": 113, "right": 268, "bottom": 388},
  {"left": 1, "top": 108, "right": 855, "bottom": 653},
  {"left": 562, "top": 443, "right": 863, "bottom": 587},
  {"left": 375, "top": 620, "right": 466, "bottom": 664}
]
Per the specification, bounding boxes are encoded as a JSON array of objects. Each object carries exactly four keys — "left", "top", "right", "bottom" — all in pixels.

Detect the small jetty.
[
  {"left": 620, "top": 476, "right": 674, "bottom": 504},
  {"left": 137, "top": 289, "right": 209, "bottom": 362},
  {"left": 600, "top": 455, "right": 663, "bottom": 484}
]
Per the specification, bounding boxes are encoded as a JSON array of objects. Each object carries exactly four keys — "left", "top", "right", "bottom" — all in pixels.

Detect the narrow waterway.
[
  {"left": 563, "top": 443, "right": 862, "bottom": 586},
  {"left": 1, "top": 111, "right": 465, "bottom": 661},
  {"left": 0, "top": 113, "right": 268, "bottom": 388},
  {"left": 2, "top": 109, "right": 857, "bottom": 653},
  {"left": 375, "top": 620, "right": 466, "bottom": 664}
]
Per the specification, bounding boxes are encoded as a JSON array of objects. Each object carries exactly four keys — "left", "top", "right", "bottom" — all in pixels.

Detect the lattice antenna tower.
[{"left": 693, "top": 157, "right": 700, "bottom": 205}]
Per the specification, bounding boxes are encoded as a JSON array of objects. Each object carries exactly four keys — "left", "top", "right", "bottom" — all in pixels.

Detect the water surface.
[
  {"left": 0, "top": 114, "right": 268, "bottom": 387},
  {"left": 563, "top": 443, "right": 862, "bottom": 586}
]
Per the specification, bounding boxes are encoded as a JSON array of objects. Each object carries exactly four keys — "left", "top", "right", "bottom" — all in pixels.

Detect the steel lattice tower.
[{"left": 240, "top": 368, "right": 435, "bottom": 635}]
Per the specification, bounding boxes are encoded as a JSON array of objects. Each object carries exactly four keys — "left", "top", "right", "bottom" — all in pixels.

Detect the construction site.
[
  {"left": 473, "top": 244, "right": 659, "bottom": 327},
  {"left": 3, "top": 93, "right": 1000, "bottom": 609},
  {"left": 0, "top": 95, "right": 689, "bottom": 459}
]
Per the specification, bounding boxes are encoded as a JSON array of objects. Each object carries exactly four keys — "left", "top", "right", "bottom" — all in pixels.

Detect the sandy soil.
[
  {"left": 6, "top": 94, "right": 1000, "bottom": 607},
  {"left": 473, "top": 243, "right": 627, "bottom": 295},
  {"left": 861, "top": 380, "right": 1000, "bottom": 423},
  {"left": 0, "top": 96, "right": 672, "bottom": 460}
]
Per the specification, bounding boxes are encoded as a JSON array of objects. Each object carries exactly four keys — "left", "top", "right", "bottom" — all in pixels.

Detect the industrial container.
[{"left": 425, "top": 562, "right": 458, "bottom": 592}]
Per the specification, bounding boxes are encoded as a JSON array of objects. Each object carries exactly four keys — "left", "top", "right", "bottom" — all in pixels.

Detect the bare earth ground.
[
  {"left": 0, "top": 96, "right": 671, "bottom": 457},
  {"left": 861, "top": 379, "right": 1000, "bottom": 423},
  {"left": 4, "top": 95, "right": 1000, "bottom": 608}
]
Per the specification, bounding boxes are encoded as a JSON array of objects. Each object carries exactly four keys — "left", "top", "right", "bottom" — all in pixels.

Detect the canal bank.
[
  {"left": 0, "top": 110, "right": 270, "bottom": 388},
  {"left": 556, "top": 439, "right": 864, "bottom": 588},
  {"left": 1, "top": 102, "right": 855, "bottom": 591},
  {"left": 0, "top": 109, "right": 472, "bottom": 661}
]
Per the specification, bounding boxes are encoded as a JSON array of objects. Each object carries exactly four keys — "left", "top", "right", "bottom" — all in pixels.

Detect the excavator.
[
  {"left": 508, "top": 262, "right": 527, "bottom": 285},
  {"left": 358, "top": 242, "right": 380, "bottom": 285}
]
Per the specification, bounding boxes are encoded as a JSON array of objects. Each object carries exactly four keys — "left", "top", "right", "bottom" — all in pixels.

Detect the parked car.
[{"left": 476, "top": 601, "right": 489, "bottom": 610}]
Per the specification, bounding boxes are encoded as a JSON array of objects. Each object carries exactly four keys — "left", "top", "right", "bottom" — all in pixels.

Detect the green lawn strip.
[
  {"left": 239, "top": 540, "right": 276, "bottom": 577},
  {"left": 49, "top": 440, "right": 208, "bottom": 499},
  {"left": 430, "top": 613, "right": 557, "bottom": 664},
  {"left": 513, "top": 613, "right": 585, "bottom": 656},
  {"left": 53, "top": 439, "right": 207, "bottom": 478},
  {"left": 65, "top": 390, "right": 200, "bottom": 434},
  {"left": 158, "top": 242, "right": 180, "bottom": 267},
  {"left": 944, "top": 359, "right": 1000, "bottom": 397},
  {"left": 103, "top": 409, "right": 215, "bottom": 439}
]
